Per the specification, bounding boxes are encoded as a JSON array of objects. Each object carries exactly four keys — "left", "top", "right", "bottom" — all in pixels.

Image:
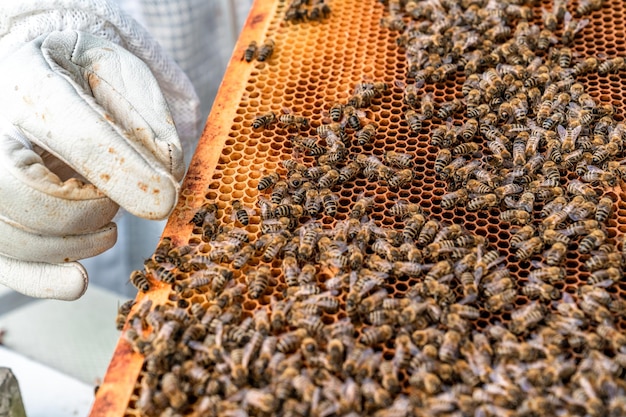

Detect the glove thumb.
[{"left": 0, "top": 254, "right": 88, "bottom": 300}]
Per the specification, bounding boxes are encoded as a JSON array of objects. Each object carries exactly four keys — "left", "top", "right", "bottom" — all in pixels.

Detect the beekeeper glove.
[{"left": 0, "top": 2, "right": 200, "bottom": 301}]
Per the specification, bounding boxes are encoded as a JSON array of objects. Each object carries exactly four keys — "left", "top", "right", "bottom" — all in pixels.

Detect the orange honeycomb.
[{"left": 91, "top": 0, "right": 626, "bottom": 415}]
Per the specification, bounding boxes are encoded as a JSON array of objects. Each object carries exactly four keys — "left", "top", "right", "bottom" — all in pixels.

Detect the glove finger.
[
  {"left": 0, "top": 218, "right": 117, "bottom": 263},
  {"left": 0, "top": 126, "right": 119, "bottom": 235},
  {"left": 66, "top": 31, "right": 186, "bottom": 182},
  {"left": 2, "top": 31, "right": 183, "bottom": 220},
  {"left": 0, "top": 254, "right": 88, "bottom": 300}
]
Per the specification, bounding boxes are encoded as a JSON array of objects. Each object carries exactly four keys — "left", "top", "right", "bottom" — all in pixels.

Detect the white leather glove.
[{"left": 0, "top": 1, "right": 200, "bottom": 300}]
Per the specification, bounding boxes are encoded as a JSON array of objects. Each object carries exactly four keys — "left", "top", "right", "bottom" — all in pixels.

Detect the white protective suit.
[{"left": 0, "top": 0, "right": 252, "bottom": 299}]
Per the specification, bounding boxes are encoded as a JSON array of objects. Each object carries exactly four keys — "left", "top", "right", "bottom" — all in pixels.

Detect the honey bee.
[
  {"left": 439, "top": 156, "right": 468, "bottom": 181},
  {"left": 372, "top": 238, "right": 401, "bottom": 262},
  {"left": 273, "top": 203, "right": 303, "bottom": 219},
  {"left": 433, "top": 149, "right": 452, "bottom": 176},
  {"left": 357, "top": 289, "right": 388, "bottom": 315},
  {"left": 276, "top": 328, "right": 308, "bottom": 354},
  {"left": 582, "top": 165, "right": 618, "bottom": 187},
  {"left": 452, "top": 142, "right": 480, "bottom": 157},
  {"left": 562, "top": 12, "right": 590, "bottom": 45},
  {"left": 190, "top": 203, "right": 218, "bottom": 230},
  {"left": 247, "top": 265, "right": 272, "bottom": 299},
  {"left": 416, "top": 219, "right": 440, "bottom": 246},
  {"left": 262, "top": 230, "right": 291, "bottom": 262},
  {"left": 243, "top": 389, "right": 278, "bottom": 414},
  {"left": 253, "top": 111, "right": 276, "bottom": 130},
  {"left": 593, "top": 196, "right": 614, "bottom": 223},
  {"left": 566, "top": 180, "right": 597, "bottom": 202},
  {"left": 291, "top": 135, "right": 326, "bottom": 156},
  {"left": 350, "top": 194, "right": 374, "bottom": 219},
  {"left": 230, "top": 199, "right": 253, "bottom": 226},
  {"left": 251, "top": 335, "right": 276, "bottom": 378},
  {"left": 344, "top": 105, "right": 364, "bottom": 130},
  {"left": 319, "top": 188, "right": 338, "bottom": 217},
  {"left": 225, "top": 244, "right": 252, "bottom": 270},
  {"left": 401, "top": 82, "right": 420, "bottom": 109},
  {"left": 424, "top": 259, "right": 453, "bottom": 282},
  {"left": 360, "top": 324, "right": 393, "bottom": 346},
  {"left": 596, "top": 323, "right": 626, "bottom": 351},
  {"left": 448, "top": 304, "right": 480, "bottom": 321},
  {"left": 161, "top": 372, "right": 187, "bottom": 409},
  {"left": 467, "top": 193, "right": 498, "bottom": 211},
  {"left": 575, "top": 0, "right": 604, "bottom": 16},
  {"left": 304, "top": 189, "right": 321, "bottom": 216},
  {"left": 324, "top": 337, "right": 346, "bottom": 372},
  {"left": 559, "top": 219, "right": 600, "bottom": 237},
  {"left": 285, "top": 2, "right": 308, "bottom": 22},
  {"left": 585, "top": 250, "right": 624, "bottom": 271},
  {"left": 270, "top": 180, "right": 289, "bottom": 204},
  {"left": 562, "top": 149, "right": 585, "bottom": 170},
  {"left": 318, "top": 168, "right": 340, "bottom": 189},
  {"left": 440, "top": 189, "right": 469, "bottom": 210},
  {"left": 243, "top": 40, "right": 257, "bottom": 62},
  {"left": 528, "top": 262, "right": 566, "bottom": 283},
  {"left": 486, "top": 288, "right": 517, "bottom": 312},
  {"left": 270, "top": 296, "right": 293, "bottom": 332},
  {"left": 130, "top": 270, "right": 151, "bottom": 293},
  {"left": 568, "top": 102, "right": 594, "bottom": 128},
  {"left": 509, "top": 301, "right": 546, "bottom": 334},
  {"left": 357, "top": 123, "right": 376, "bottom": 146},
  {"left": 291, "top": 182, "right": 312, "bottom": 206},
  {"left": 150, "top": 264, "right": 176, "bottom": 284},
  {"left": 515, "top": 236, "right": 543, "bottom": 260},
  {"left": 588, "top": 266, "right": 622, "bottom": 287},
  {"left": 298, "top": 223, "right": 321, "bottom": 260},
  {"left": 384, "top": 151, "right": 414, "bottom": 169},
  {"left": 571, "top": 57, "right": 599, "bottom": 77},
  {"left": 555, "top": 124, "right": 582, "bottom": 154},
  {"left": 257, "top": 172, "right": 280, "bottom": 191},
  {"left": 578, "top": 229, "right": 607, "bottom": 254},
  {"left": 115, "top": 299, "right": 135, "bottom": 331},
  {"left": 405, "top": 109, "right": 423, "bottom": 133},
  {"left": 389, "top": 200, "right": 421, "bottom": 219},
  {"left": 598, "top": 56, "right": 626, "bottom": 75},
  {"left": 437, "top": 99, "right": 463, "bottom": 119},
  {"left": 257, "top": 39, "right": 275, "bottom": 62},
  {"left": 543, "top": 241, "right": 567, "bottom": 266},
  {"left": 309, "top": 1, "right": 331, "bottom": 20},
  {"left": 521, "top": 282, "right": 560, "bottom": 301},
  {"left": 499, "top": 208, "right": 531, "bottom": 225},
  {"left": 327, "top": 103, "right": 343, "bottom": 123},
  {"left": 397, "top": 214, "right": 424, "bottom": 242},
  {"left": 278, "top": 112, "right": 309, "bottom": 131}
]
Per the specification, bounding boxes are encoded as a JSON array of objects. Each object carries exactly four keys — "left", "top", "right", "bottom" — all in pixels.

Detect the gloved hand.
[{"left": 0, "top": 30, "right": 190, "bottom": 300}]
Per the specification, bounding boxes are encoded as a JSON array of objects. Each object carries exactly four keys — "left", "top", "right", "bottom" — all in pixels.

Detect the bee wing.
[
  {"left": 563, "top": 10, "right": 572, "bottom": 25},
  {"left": 530, "top": 259, "right": 550, "bottom": 269},
  {"left": 567, "top": 101, "right": 582, "bottom": 116},
  {"left": 365, "top": 155, "right": 383, "bottom": 166},
  {"left": 592, "top": 279, "right": 615, "bottom": 288},
  {"left": 585, "top": 165, "right": 604, "bottom": 174},
  {"left": 394, "top": 79, "right": 406, "bottom": 89},
  {"left": 575, "top": 18, "right": 590, "bottom": 34},
  {"left": 556, "top": 124, "right": 567, "bottom": 141}
]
